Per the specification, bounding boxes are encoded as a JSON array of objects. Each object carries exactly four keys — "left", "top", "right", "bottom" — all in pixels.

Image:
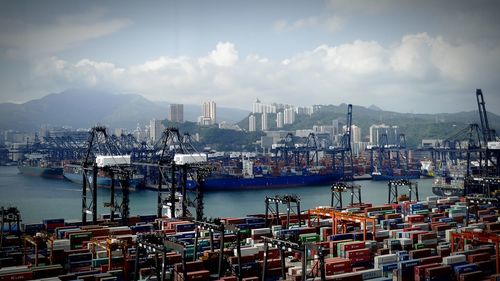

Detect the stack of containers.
[
  {"left": 374, "top": 253, "right": 397, "bottom": 277},
  {"left": 67, "top": 251, "right": 92, "bottom": 272},
  {"left": 43, "top": 219, "right": 65, "bottom": 233},
  {"left": 173, "top": 260, "right": 209, "bottom": 281}
]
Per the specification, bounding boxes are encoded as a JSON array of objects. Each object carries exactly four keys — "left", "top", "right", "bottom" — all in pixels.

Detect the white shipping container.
[
  {"left": 442, "top": 254, "right": 466, "bottom": 265},
  {"left": 412, "top": 223, "right": 429, "bottom": 231},
  {"left": 445, "top": 229, "right": 457, "bottom": 242},
  {"left": 251, "top": 228, "right": 271, "bottom": 236},
  {"left": 421, "top": 239, "right": 438, "bottom": 246},
  {"left": 173, "top": 153, "right": 207, "bottom": 165},
  {"left": 374, "top": 254, "right": 397, "bottom": 268},
  {"left": 399, "top": 238, "right": 413, "bottom": 246},
  {"left": 95, "top": 155, "right": 131, "bottom": 167},
  {"left": 487, "top": 141, "right": 500, "bottom": 150},
  {"left": 426, "top": 196, "right": 440, "bottom": 202},
  {"left": 236, "top": 246, "right": 259, "bottom": 257},
  {"left": 376, "top": 230, "right": 390, "bottom": 238}
]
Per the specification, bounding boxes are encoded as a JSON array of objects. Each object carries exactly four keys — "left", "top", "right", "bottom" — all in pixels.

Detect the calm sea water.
[{"left": 0, "top": 166, "right": 436, "bottom": 224}]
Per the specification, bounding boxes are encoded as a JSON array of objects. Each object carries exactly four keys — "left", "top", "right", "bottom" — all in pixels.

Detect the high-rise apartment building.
[
  {"left": 200, "top": 101, "right": 216, "bottom": 125},
  {"left": 252, "top": 99, "right": 277, "bottom": 114},
  {"left": 276, "top": 112, "right": 284, "bottom": 128},
  {"left": 351, "top": 124, "right": 361, "bottom": 143},
  {"left": 261, "top": 113, "right": 268, "bottom": 131},
  {"left": 149, "top": 119, "right": 164, "bottom": 142},
  {"left": 168, "top": 104, "right": 184, "bottom": 122},
  {"left": 284, "top": 107, "right": 295, "bottom": 125},
  {"left": 249, "top": 115, "right": 256, "bottom": 132}
]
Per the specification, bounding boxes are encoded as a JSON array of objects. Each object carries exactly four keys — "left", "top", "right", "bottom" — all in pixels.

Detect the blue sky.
[{"left": 1, "top": 0, "right": 500, "bottom": 114}]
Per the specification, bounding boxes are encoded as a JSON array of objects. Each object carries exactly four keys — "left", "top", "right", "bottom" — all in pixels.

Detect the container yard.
[{"left": 2, "top": 192, "right": 500, "bottom": 281}]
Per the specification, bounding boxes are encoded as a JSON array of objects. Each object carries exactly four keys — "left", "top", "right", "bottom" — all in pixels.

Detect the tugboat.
[{"left": 420, "top": 159, "right": 434, "bottom": 178}]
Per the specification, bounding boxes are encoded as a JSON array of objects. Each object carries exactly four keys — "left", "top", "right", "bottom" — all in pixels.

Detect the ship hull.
[
  {"left": 63, "top": 165, "right": 144, "bottom": 189},
  {"left": 432, "top": 185, "right": 464, "bottom": 197},
  {"left": 63, "top": 170, "right": 144, "bottom": 189},
  {"left": 189, "top": 172, "right": 343, "bottom": 191},
  {"left": 371, "top": 174, "right": 421, "bottom": 181},
  {"left": 17, "top": 165, "right": 63, "bottom": 179}
]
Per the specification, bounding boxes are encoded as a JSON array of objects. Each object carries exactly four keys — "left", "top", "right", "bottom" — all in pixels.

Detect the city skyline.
[{"left": 0, "top": 1, "right": 499, "bottom": 115}]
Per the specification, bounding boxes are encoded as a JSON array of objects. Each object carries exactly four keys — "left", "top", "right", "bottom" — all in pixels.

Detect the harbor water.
[{"left": 0, "top": 166, "right": 436, "bottom": 224}]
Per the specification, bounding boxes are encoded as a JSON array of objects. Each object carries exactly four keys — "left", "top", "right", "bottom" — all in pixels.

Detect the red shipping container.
[
  {"left": 407, "top": 215, "right": 425, "bottom": 223},
  {"left": 419, "top": 256, "right": 442, "bottom": 265},
  {"left": 186, "top": 270, "right": 210, "bottom": 281},
  {"left": 340, "top": 241, "right": 365, "bottom": 252},
  {"left": 349, "top": 255, "right": 370, "bottom": 263},
  {"left": 218, "top": 277, "right": 237, "bottom": 281},
  {"left": 425, "top": 265, "right": 451, "bottom": 280},
  {"left": 467, "top": 253, "right": 491, "bottom": 263},
  {"left": 409, "top": 248, "right": 432, "bottom": 259},
  {"left": 346, "top": 248, "right": 370, "bottom": 259},
  {"left": 414, "top": 263, "right": 441, "bottom": 281},
  {"left": 325, "top": 260, "right": 351, "bottom": 275}
]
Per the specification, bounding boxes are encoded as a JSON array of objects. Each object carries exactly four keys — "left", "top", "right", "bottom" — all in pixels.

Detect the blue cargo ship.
[
  {"left": 187, "top": 160, "right": 343, "bottom": 190},
  {"left": 194, "top": 172, "right": 343, "bottom": 190}
]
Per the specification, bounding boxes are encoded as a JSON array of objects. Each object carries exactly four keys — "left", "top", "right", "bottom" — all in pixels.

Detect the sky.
[{"left": 1, "top": 0, "right": 500, "bottom": 114}]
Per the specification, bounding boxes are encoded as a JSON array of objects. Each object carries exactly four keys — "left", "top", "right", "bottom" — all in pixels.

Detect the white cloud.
[
  {"left": 273, "top": 15, "right": 342, "bottom": 33},
  {"left": 27, "top": 35, "right": 500, "bottom": 114},
  {"left": 0, "top": 10, "right": 130, "bottom": 58},
  {"left": 199, "top": 42, "right": 239, "bottom": 67}
]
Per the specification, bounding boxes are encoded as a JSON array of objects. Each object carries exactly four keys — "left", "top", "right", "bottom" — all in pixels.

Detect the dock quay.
[{"left": 2, "top": 194, "right": 500, "bottom": 281}]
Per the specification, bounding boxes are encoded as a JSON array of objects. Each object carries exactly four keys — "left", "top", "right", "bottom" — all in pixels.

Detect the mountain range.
[
  {"left": 0, "top": 89, "right": 250, "bottom": 131},
  {"left": 1, "top": 89, "right": 498, "bottom": 148}
]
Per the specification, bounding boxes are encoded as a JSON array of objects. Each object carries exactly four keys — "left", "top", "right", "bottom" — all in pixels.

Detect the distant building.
[
  {"left": 200, "top": 101, "right": 216, "bottom": 125},
  {"left": 332, "top": 119, "right": 340, "bottom": 135},
  {"left": 253, "top": 99, "right": 277, "bottom": 114},
  {"left": 149, "top": 119, "right": 164, "bottom": 142},
  {"left": 284, "top": 108, "right": 295, "bottom": 124},
  {"left": 351, "top": 124, "right": 361, "bottom": 143},
  {"left": 295, "top": 129, "right": 314, "bottom": 138},
  {"left": 421, "top": 139, "right": 441, "bottom": 148},
  {"left": 295, "top": 106, "right": 314, "bottom": 115},
  {"left": 369, "top": 124, "right": 398, "bottom": 145},
  {"left": 114, "top": 128, "right": 125, "bottom": 136},
  {"left": 276, "top": 112, "right": 284, "bottom": 128},
  {"left": 168, "top": 104, "right": 184, "bottom": 122},
  {"left": 261, "top": 113, "right": 268, "bottom": 131},
  {"left": 249, "top": 115, "right": 256, "bottom": 132}
]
